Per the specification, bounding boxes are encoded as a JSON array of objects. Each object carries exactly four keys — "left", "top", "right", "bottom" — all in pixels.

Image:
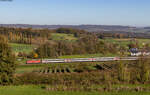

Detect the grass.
[
  {"left": 0, "top": 85, "right": 99, "bottom": 95},
  {"left": 111, "top": 84, "right": 150, "bottom": 88},
  {"left": 0, "top": 85, "right": 150, "bottom": 95},
  {"left": 10, "top": 43, "right": 35, "bottom": 53},
  {"left": 58, "top": 53, "right": 118, "bottom": 59},
  {"left": 16, "top": 66, "right": 42, "bottom": 74},
  {"left": 16, "top": 62, "right": 105, "bottom": 74},
  {"left": 102, "top": 38, "right": 150, "bottom": 48},
  {"left": 101, "top": 38, "right": 131, "bottom": 48},
  {"left": 51, "top": 33, "right": 77, "bottom": 41},
  {"left": 101, "top": 92, "right": 150, "bottom": 95}
]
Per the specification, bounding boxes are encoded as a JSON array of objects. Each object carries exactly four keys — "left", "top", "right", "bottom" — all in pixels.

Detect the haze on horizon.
[{"left": 0, "top": 0, "right": 150, "bottom": 26}]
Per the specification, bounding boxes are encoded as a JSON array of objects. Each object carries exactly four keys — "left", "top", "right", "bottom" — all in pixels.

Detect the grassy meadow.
[
  {"left": 0, "top": 85, "right": 99, "bottom": 95},
  {"left": 16, "top": 65, "right": 42, "bottom": 74},
  {"left": 51, "top": 33, "right": 77, "bottom": 41},
  {"left": 10, "top": 43, "right": 35, "bottom": 53},
  {"left": 102, "top": 38, "right": 150, "bottom": 48},
  {"left": 0, "top": 85, "right": 150, "bottom": 95},
  {"left": 58, "top": 53, "right": 119, "bottom": 59}
]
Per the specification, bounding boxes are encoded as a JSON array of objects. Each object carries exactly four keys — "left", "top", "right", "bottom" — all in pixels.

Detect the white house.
[
  {"left": 130, "top": 48, "right": 141, "bottom": 56},
  {"left": 130, "top": 48, "right": 150, "bottom": 56}
]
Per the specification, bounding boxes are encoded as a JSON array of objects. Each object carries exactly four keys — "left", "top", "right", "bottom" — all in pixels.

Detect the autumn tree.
[{"left": 0, "top": 35, "right": 16, "bottom": 85}]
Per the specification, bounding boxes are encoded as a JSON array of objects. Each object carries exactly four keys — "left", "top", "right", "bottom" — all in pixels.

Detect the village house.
[{"left": 129, "top": 48, "right": 150, "bottom": 56}]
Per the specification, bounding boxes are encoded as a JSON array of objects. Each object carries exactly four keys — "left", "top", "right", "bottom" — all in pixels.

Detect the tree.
[
  {"left": 137, "top": 57, "right": 150, "bottom": 83},
  {"left": 117, "top": 61, "right": 129, "bottom": 82},
  {"left": 28, "top": 52, "right": 38, "bottom": 59},
  {"left": 35, "top": 42, "right": 58, "bottom": 58},
  {"left": 128, "top": 43, "right": 138, "bottom": 49},
  {"left": 78, "top": 35, "right": 98, "bottom": 54},
  {"left": 0, "top": 35, "right": 16, "bottom": 85}
]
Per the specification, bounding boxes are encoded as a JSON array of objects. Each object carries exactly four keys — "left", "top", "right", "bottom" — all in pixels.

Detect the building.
[
  {"left": 129, "top": 48, "right": 150, "bottom": 56},
  {"left": 129, "top": 48, "right": 141, "bottom": 56},
  {"left": 140, "top": 49, "right": 150, "bottom": 56}
]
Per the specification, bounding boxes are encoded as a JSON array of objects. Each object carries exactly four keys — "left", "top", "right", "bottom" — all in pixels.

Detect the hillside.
[{"left": 0, "top": 24, "right": 149, "bottom": 33}]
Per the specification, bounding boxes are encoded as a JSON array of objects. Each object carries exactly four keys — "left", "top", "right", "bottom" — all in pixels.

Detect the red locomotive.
[{"left": 26, "top": 60, "right": 41, "bottom": 64}]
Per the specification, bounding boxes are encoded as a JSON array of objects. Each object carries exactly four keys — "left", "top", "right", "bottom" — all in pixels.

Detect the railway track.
[{"left": 26, "top": 57, "right": 139, "bottom": 64}]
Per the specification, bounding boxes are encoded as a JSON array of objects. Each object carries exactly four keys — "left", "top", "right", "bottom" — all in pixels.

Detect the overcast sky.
[{"left": 0, "top": 0, "right": 150, "bottom": 26}]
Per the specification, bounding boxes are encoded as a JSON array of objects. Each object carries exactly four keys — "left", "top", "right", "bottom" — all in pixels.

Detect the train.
[{"left": 26, "top": 57, "right": 138, "bottom": 64}]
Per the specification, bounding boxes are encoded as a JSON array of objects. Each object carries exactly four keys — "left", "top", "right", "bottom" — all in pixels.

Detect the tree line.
[
  {"left": 0, "top": 27, "right": 91, "bottom": 45},
  {"left": 34, "top": 35, "right": 118, "bottom": 58},
  {"left": 0, "top": 35, "right": 16, "bottom": 85}
]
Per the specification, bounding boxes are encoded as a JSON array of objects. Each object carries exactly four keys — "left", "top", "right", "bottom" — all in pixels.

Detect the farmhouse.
[
  {"left": 140, "top": 49, "right": 150, "bottom": 56},
  {"left": 130, "top": 48, "right": 141, "bottom": 56},
  {"left": 129, "top": 48, "right": 150, "bottom": 56}
]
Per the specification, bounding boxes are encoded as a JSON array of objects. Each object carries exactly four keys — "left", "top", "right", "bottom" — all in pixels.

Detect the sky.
[{"left": 0, "top": 0, "right": 150, "bottom": 26}]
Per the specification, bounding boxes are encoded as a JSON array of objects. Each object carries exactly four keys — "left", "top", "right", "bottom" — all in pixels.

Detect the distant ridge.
[{"left": 0, "top": 24, "right": 137, "bottom": 32}]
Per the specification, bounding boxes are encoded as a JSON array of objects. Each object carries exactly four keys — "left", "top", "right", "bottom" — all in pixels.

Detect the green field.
[
  {"left": 0, "top": 85, "right": 150, "bottom": 95},
  {"left": 51, "top": 33, "right": 77, "bottom": 41},
  {"left": 10, "top": 43, "right": 35, "bottom": 53},
  {"left": 58, "top": 53, "right": 118, "bottom": 59},
  {"left": 16, "top": 65, "right": 42, "bottom": 74},
  {"left": 102, "top": 38, "right": 150, "bottom": 48},
  {"left": 16, "top": 62, "right": 101, "bottom": 74}
]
